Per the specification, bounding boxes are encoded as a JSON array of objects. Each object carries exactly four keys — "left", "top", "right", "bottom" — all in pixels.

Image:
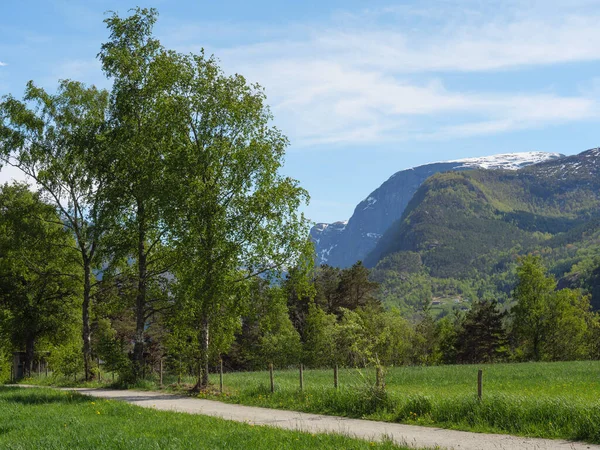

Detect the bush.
[
  {"left": 48, "top": 343, "right": 83, "bottom": 378},
  {"left": 0, "top": 349, "right": 11, "bottom": 383}
]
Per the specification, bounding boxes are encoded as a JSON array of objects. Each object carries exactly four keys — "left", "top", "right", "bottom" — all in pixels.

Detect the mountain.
[
  {"left": 311, "top": 151, "right": 563, "bottom": 267},
  {"left": 365, "top": 147, "right": 600, "bottom": 310}
]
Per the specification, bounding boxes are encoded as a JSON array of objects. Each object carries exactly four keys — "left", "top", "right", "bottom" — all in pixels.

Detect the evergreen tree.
[
  {"left": 456, "top": 300, "right": 507, "bottom": 363},
  {"left": 334, "top": 262, "right": 380, "bottom": 314}
]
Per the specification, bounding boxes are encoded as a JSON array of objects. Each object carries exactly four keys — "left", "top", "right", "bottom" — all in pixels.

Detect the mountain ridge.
[
  {"left": 365, "top": 147, "right": 600, "bottom": 284},
  {"left": 311, "top": 151, "right": 564, "bottom": 268}
]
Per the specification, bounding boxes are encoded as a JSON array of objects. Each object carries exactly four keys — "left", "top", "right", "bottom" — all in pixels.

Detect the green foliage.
[
  {"left": 303, "top": 303, "right": 338, "bottom": 367},
  {"left": 93, "top": 7, "right": 314, "bottom": 386},
  {"left": 456, "top": 300, "right": 507, "bottom": 363},
  {"left": 48, "top": 343, "right": 84, "bottom": 379},
  {"left": 511, "top": 256, "right": 595, "bottom": 361},
  {"left": 0, "top": 76, "right": 111, "bottom": 380},
  {"left": 410, "top": 307, "right": 442, "bottom": 365},
  {"left": 0, "top": 348, "right": 10, "bottom": 383},
  {"left": 228, "top": 280, "right": 302, "bottom": 370},
  {"left": 0, "top": 184, "right": 81, "bottom": 375},
  {"left": 95, "top": 319, "right": 133, "bottom": 382}
]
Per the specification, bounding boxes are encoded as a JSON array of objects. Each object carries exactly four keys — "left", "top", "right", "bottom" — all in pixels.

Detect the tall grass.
[
  {"left": 16, "top": 361, "right": 600, "bottom": 443},
  {"left": 200, "top": 361, "right": 600, "bottom": 443}
]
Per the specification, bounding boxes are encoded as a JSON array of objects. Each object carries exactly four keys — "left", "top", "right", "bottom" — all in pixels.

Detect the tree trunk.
[
  {"left": 24, "top": 335, "right": 35, "bottom": 378},
  {"left": 193, "top": 316, "right": 210, "bottom": 391},
  {"left": 201, "top": 317, "right": 210, "bottom": 387},
  {"left": 133, "top": 200, "right": 147, "bottom": 379},
  {"left": 82, "top": 261, "right": 92, "bottom": 381}
]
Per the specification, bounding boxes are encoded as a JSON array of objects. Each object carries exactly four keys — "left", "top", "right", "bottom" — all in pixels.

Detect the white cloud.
[
  {"left": 0, "top": 61, "right": 7, "bottom": 67},
  {"left": 185, "top": 4, "right": 600, "bottom": 147},
  {"left": 41, "top": 59, "right": 108, "bottom": 90}
]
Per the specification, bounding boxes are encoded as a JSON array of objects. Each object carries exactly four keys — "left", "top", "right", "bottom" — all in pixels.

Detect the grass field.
[
  {"left": 199, "top": 361, "right": 600, "bottom": 443},
  {"left": 17, "top": 361, "right": 600, "bottom": 444},
  {"left": 0, "top": 386, "right": 414, "bottom": 449}
]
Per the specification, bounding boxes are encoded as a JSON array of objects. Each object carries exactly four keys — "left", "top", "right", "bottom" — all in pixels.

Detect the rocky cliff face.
[{"left": 311, "top": 152, "right": 564, "bottom": 268}]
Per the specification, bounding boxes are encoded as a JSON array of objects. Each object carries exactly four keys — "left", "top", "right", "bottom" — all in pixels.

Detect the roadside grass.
[
  {"left": 0, "top": 386, "right": 414, "bottom": 450},
  {"left": 16, "top": 361, "right": 600, "bottom": 444},
  {"left": 206, "top": 361, "right": 600, "bottom": 443}
]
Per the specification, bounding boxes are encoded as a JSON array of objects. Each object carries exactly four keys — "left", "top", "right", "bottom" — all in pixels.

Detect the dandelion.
[{"left": 96, "top": 411, "right": 101, "bottom": 415}]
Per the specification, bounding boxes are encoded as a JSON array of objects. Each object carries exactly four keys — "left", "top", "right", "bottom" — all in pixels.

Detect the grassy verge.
[
  {"left": 16, "top": 361, "right": 600, "bottom": 444},
  {"left": 0, "top": 386, "right": 416, "bottom": 450},
  {"left": 202, "top": 361, "right": 600, "bottom": 443}
]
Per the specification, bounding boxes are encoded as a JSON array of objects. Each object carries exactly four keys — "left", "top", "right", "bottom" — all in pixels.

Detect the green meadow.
[
  {"left": 19, "top": 361, "right": 600, "bottom": 444},
  {"left": 0, "top": 386, "right": 412, "bottom": 450},
  {"left": 197, "top": 361, "right": 600, "bottom": 443}
]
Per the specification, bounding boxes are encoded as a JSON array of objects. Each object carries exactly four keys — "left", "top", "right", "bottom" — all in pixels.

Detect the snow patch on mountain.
[
  {"left": 444, "top": 151, "right": 564, "bottom": 170},
  {"left": 362, "top": 196, "right": 378, "bottom": 210}
]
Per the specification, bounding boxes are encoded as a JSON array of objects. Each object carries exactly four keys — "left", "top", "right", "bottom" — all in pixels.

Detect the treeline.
[
  {"left": 235, "top": 257, "right": 599, "bottom": 370},
  {"left": 2, "top": 190, "right": 599, "bottom": 384}
]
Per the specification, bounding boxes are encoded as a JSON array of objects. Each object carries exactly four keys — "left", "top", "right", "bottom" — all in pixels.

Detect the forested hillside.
[
  {"left": 367, "top": 148, "right": 600, "bottom": 313},
  {"left": 311, "top": 152, "right": 562, "bottom": 268}
]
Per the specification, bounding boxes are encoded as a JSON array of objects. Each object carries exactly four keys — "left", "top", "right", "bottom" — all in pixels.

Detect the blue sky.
[{"left": 1, "top": 0, "right": 600, "bottom": 224}]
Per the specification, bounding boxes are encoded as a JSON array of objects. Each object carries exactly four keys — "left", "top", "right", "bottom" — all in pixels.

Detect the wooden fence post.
[
  {"left": 269, "top": 363, "right": 274, "bottom": 393},
  {"left": 477, "top": 369, "right": 483, "bottom": 400},
  {"left": 334, "top": 364, "right": 339, "bottom": 389},
  {"left": 219, "top": 359, "right": 223, "bottom": 394},
  {"left": 178, "top": 356, "right": 182, "bottom": 385},
  {"left": 159, "top": 358, "right": 163, "bottom": 388},
  {"left": 299, "top": 364, "right": 304, "bottom": 391}
]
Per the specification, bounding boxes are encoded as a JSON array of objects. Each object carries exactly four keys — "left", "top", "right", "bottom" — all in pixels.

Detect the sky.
[{"left": 1, "top": 0, "right": 600, "bottom": 224}]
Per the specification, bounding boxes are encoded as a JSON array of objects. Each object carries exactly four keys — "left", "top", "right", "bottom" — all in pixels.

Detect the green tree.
[
  {"left": 0, "top": 80, "right": 110, "bottom": 380},
  {"left": 0, "top": 184, "right": 80, "bottom": 376},
  {"left": 543, "top": 288, "right": 591, "bottom": 361},
  {"left": 456, "top": 300, "right": 507, "bottom": 363},
  {"left": 313, "top": 265, "right": 341, "bottom": 313},
  {"left": 97, "top": 8, "right": 180, "bottom": 376},
  {"left": 230, "top": 279, "right": 301, "bottom": 370},
  {"left": 166, "top": 52, "right": 309, "bottom": 388},
  {"left": 335, "top": 308, "right": 371, "bottom": 366},
  {"left": 511, "top": 255, "right": 556, "bottom": 361},
  {"left": 284, "top": 260, "right": 317, "bottom": 340},
  {"left": 303, "top": 303, "right": 338, "bottom": 367},
  {"left": 437, "top": 314, "right": 460, "bottom": 364},
  {"left": 511, "top": 255, "right": 594, "bottom": 361},
  {"left": 410, "top": 302, "right": 441, "bottom": 365},
  {"left": 334, "top": 262, "right": 380, "bottom": 314}
]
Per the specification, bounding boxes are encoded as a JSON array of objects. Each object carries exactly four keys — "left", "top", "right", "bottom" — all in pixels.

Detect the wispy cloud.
[
  {"left": 0, "top": 61, "right": 7, "bottom": 67},
  {"left": 40, "top": 59, "right": 107, "bottom": 90},
  {"left": 167, "top": 2, "right": 600, "bottom": 147}
]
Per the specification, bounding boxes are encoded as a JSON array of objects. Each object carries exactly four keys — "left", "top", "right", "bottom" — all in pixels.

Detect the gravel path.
[{"left": 14, "top": 386, "right": 600, "bottom": 450}]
